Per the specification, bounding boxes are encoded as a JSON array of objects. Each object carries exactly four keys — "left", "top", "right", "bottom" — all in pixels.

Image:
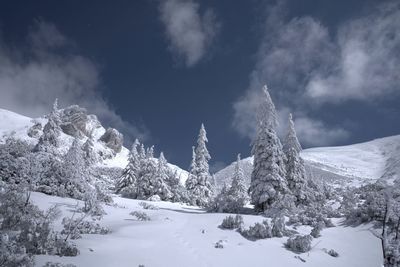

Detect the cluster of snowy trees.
[
  {"left": 116, "top": 139, "right": 187, "bottom": 202},
  {"left": 249, "top": 85, "right": 318, "bottom": 212},
  {"left": 116, "top": 124, "right": 216, "bottom": 207}
]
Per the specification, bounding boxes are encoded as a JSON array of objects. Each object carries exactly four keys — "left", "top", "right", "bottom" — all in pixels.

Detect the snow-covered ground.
[{"left": 31, "top": 192, "right": 382, "bottom": 267}]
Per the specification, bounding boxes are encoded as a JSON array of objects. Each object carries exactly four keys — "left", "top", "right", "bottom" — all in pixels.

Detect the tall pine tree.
[
  {"left": 34, "top": 99, "right": 62, "bottom": 153},
  {"left": 283, "top": 113, "right": 308, "bottom": 205},
  {"left": 249, "top": 85, "right": 288, "bottom": 211},
  {"left": 116, "top": 139, "right": 140, "bottom": 196},
  {"left": 186, "top": 124, "right": 213, "bottom": 207}
]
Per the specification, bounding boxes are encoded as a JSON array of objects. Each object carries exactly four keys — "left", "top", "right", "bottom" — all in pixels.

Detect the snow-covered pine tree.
[
  {"left": 34, "top": 99, "right": 62, "bottom": 153},
  {"left": 249, "top": 85, "right": 288, "bottom": 212},
  {"left": 283, "top": 113, "right": 308, "bottom": 205},
  {"left": 153, "top": 152, "right": 173, "bottom": 200},
  {"left": 63, "top": 138, "right": 90, "bottom": 199},
  {"left": 212, "top": 154, "right": 248, "bottom": 213},
  {"left": 167, "top": 170, "right": 188, "bottom": 203},
  {"left": 227, "top": 153, "right": 248, "bottom": 211},
  {"left": 136, "top": 145, "right": 158, "bottom": 200},
  {"left": 185, "top": 124, "right": 213, "bottom": 207},
  {"left": 185, "top": 146, "right": 198, "bottom": 197},
  {"left": 82, "top": 132, "right": 97, "bottom": 165},
  {"left": 116, "top": 139, "right": 141, "bottom": 197}
]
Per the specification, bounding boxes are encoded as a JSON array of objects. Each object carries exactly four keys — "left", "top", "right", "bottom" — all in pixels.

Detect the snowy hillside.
[
  {"left": 31, "top": 192, "right": 381, "bottom": 267},
  {"left": 0, "top": 107, "right": 188, "bottom": 183},
  {"left": 215, "top": 135, "right": 400, "bottom": 188}
]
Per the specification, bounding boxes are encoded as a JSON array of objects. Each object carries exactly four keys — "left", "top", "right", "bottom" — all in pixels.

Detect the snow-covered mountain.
[
  {"left": 215, "top": 135, "right": 400, "bottom": 188},
  {"left": 0, "top": 107, "right": 189, "bottom": 183}
]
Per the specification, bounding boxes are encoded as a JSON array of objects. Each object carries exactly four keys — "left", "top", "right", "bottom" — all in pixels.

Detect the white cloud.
[
  {"left": 159, "top": 0, "right": 219, "bottom": 67},
  {"left": 0, "top": 20, "right": 149, "bottom": 142},
  {"left": 233, "top": 1, "right": 400, "bottom": 146},
  {"left": 306, "top": 2, "right": 400, "bottom": 102}
]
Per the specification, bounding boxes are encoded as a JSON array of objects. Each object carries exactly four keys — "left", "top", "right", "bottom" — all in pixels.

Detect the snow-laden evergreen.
[
  {"left": 249, "top": 85, "right": 288, "bottom": 212},
  {"left": 228, "top": 154, "right": 248, "bottom": 209},
  {"left": 153, "top": 152, "right": 173, "bottom": 200},
  {"left": 116, "top": 139, "right": 141, "bottom": 197},
  {"left": 212, "top": 154, "right": 248, "bottom": 213},
  {"left": 82, "top": 132, "right": 97, "bottom": 165},
  {"left": 34, "top": 99, "right": 62, "bottom": 153},
  {"left": 62, "top": 138, "right": 91, "bottom": 199},
  {"left": 283, "top": 113, "right": 308, "bottom": 205},
  {"left": 185, "top": 124, "right": 213, "bottom": 207}
]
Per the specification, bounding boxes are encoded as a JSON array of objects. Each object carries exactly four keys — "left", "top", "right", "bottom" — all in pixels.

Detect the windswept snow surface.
[{"left": 32, "top": 192, "right": 382, "bottom": 267}]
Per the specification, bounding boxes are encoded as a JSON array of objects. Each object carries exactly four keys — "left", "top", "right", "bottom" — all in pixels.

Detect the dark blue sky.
[{"left": 0, "top": 0, "right": 399, "bottom": 171}]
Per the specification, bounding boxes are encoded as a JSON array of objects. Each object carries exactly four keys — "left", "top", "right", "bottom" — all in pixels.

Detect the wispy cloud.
[
  {"left": 159, "top": 0, "right": 219, "bottom": 67},
  {"left": 233, "top": 1, "right": 400, "bottom": 146},
  {"left": 0, "top": 20, "right": 149, "bottom": 142},
  {"left": 306, "top": 2, "right": 400, "bottom": 102}
]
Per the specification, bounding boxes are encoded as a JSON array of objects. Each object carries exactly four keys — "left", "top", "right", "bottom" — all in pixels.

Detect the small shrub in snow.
[
  {"left": 130, "top": 211, "right": 151, "bottom": 221},
  {"left": 271, "top": 215, "right": 286, "bottom": 237},
  {"left": 0, "top": 233, "right": 34, "bottom": 267},
  {"left": 240, "top": 220, "right": 272, "bottom": 240},
  {"left": 147, "top": 195, "right": 161, "bottom": 202},
  {"left": 214, "top": 239, "right": 227, "bottom": 249},
  {"left": 327, "top": 249, "right": 339, "bottom": 257},
  {"left": 61, "top": 217, "right": 110, "bottom": 240},
  {"left": 219, "top": 215, "right": 244, "bottom": 230},
  {"left": 43, "top": 262, "right": 77, "bottom": 267},
  {"left": 310, "top": 222, "right": 323, "bottom": 238},
  {"left": 54, "top": 239, "right": 79, "bottom": 257},
  {"left": 139, "top": 202, "right": 159, "bottom": 210},
  {"left": 285, "top": 235, "right": 313, "bottom": 253}
]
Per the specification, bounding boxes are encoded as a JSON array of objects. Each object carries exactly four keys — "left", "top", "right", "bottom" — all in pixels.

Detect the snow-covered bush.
[
  {"left": 219, "top": 215, "right": 244, "bottom": 230},
  {"left": 310, "top": 222, "right": 323, "bottom": 238},
  {"left": 214, "top": 239, "right": 227, "bottom": 249},
  {"left": 0, "top": 233, "right": 34, "bottom": 267},
  {"left": 0, "top": 181, "right": 78, "bottom": 261},
  {"left": 288, "top": 204, "right": 334, "bottom": 228},
  {"left": 326, "top": 249, "right": 339, "bottom": 257},
  {"left": 81, "top": 189, "right": 106, "bottom": 220},
  {"left": 130, "top": 211, "right": 151, "bottom": 221},
  {"left": 139, "top": 202, "right": 159, "bottom": 210},
  {"left": 43, "top": 262, "right": 77, "bottom": 267},
  {"left": 285, "top": 235, "right": 313, "bottom": 253},
  {"left": 271, "top": 215, "right": 287, "bottom": 237},
  {"left": 240, "top": 220, "right": 272, "bottom": 240},
  {"left": 61, "top": 217, "right": 110, "bottom": 239}
]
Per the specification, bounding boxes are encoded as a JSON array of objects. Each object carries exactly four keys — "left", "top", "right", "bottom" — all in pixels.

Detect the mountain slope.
[
  {"left": 0, "top": 107, "right": 188, "bottom": 183},
  {"left": 215, "top": 135, "right": 400, "bottom": 188}
]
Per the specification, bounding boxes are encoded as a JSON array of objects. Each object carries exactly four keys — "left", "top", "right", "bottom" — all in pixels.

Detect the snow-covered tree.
[
  {"left": 153, "top": 152, "right": 173, "bottom": 200},
  {"left": 135, "top": 146, "right": 158, "bottom": 200},
  {"left": 185, "top": 124, "right": 213, "bottom": 207},
  {"left": 228, "top": 154, "right": 248, "bottom": 207},
  {"left": 34, "top": 99, "right": 62, "bottom": 153},
  {"left": 283, "top": 113, "right": 308, "bottom": 205},
  {"left": 62, "top": 138, "right": 90, "bottom": 199},
  {"left": 212, "top": 154, "right": 248, "bottom": 213},
  {"left": 116, "top": 139, "right": 140, "bottom": 197},
  {"left": 249, "top": 85, "right": 288, "bottom": 212},
  {"left": 82, "top": 132, "right": 97, "bottom": 165},
  {"left": 167, "top": 170, "right": 188, "bottom": 203}
]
